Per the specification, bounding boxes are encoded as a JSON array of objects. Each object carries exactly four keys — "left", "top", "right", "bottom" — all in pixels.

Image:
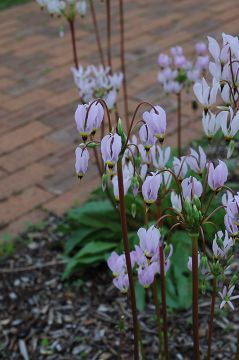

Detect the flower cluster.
[
  {"left": 107, "top": 226, "right": 173, "bottom": 291},
  {"left": 157, "top": 43, "right": 209, "bottom": 94},
  {"left": 194, "top": 33, "right": 239, "bottom": 152},
  {"left": 72, "top": 65, "right": 123, "bottom": 109},
  {"left": 73, "top": 95, "right": 239, "bottom": 311},
  {"left": 36, "top": 0, "right": 87, "bottom": 17}
]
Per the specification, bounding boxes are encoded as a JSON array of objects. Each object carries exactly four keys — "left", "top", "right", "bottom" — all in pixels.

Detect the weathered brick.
[
  {"left": 0, "top": 209, "right": 46, "bottom": 240},
  {"left": 0, "top": 163, "right": 54, "bottom": 200},
  {"left": 0, "top": 186, "right": 52, "bottom": 226},
  {"left": 0, "top": 138, "right": 59, "bottom": 173},
  {"left": 44, "top": 177, "right": 99, "bottom": 215},
  {"left": 0, "top": 121, "right": 52, "bottom": 155}
]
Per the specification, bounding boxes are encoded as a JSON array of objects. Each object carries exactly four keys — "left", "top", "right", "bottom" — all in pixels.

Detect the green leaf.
[
  {"left": 64, "top": 227, "right": 93, "bottom": 255},
  {"left": 75, "top": 241, "right": 117, "bottom": 259},
  {"left": 135, "top": 281, "right": 145, "bottom": 311}
]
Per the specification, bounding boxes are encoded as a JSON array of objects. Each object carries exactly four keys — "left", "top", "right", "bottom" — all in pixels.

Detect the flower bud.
[
  {"left": 131, "top": 203, "right": 136, "bottom": 218},
  {"left": 212, "top": 261, "right": 222, "bottom": 277},
  {"left": 102, "top": 173, "right": 108, "bottom": 192},
  {"left": 117, "top": 118, "right": 126, "bottom": 144},
  {"left": 131, "top": 176, "right": 139, "bottom": 198},
  {"left": 229, "top": 275, "right": 238, "bottom": 287}
]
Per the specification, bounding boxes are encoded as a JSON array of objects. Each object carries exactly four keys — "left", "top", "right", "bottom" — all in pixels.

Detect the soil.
[{"left": 0, "top": 215, "right": 238, "bottom": 360}]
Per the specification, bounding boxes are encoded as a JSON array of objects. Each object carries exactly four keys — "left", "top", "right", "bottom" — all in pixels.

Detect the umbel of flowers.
[
  {"left": 157, "top": 43, "right": 209, "bottom": 157},
  {"left": 72, "top": 65, "right": 123, "bottom": 110},
  {"left": 193, "top": 33, "right": 239, "bottom": 158},
  {"left": 74, "top": 79, "right": 239, "bottom": 358}
]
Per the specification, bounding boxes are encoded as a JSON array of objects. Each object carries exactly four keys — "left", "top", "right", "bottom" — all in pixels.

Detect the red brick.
[
  {"left": 0, "top": 163, "right": 54, "bottom": 200},
  {"left": 44, "top": 177, "right": 99, "bottom": 215},
  {"left": 0, "top": 209, "right": 46, "bottom": 240},
  {"left": 0, "top": 187, "right": 52, "bottom": 226},
  {"left": 0, "top": 138, "right": 59, "bottom": 173},
  {"left": 0, "top": 121, "right": 52, "bottom": 155}
]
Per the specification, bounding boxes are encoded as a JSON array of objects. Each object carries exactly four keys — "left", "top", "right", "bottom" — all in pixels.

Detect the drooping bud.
[
  {"left": 131, "top": 176, "right": 139, "bottom": 198},
  {"left": 75, "top": 147, "right": 89, "bottom": 179},
  {"left": 117, "top": 118, "right": 126, "bottom": 145},
  {"left": 131, "top": 203, "right": 136, "bottom": 218},
  {"left": 102, "top": 173, "right": 108, "bottom": 192}
]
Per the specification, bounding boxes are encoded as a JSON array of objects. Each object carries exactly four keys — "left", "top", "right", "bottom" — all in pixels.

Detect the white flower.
[
  {"left": 217, "top": 107, "right": 239, "bottom": 140},
  {"left": 76, "top": 0, "right": 87, "bottom": 16},
  {"left": 171, "top": 192, "right": 182, "bottom": 212},
  {"left": 202, "top": 111, "right": 220, "bottom": 139},
  {"left": 219, "top": 286, "right": 239, "bottom": 310},
  {"left": 193, "top": 78, "right": 218, "bottom": 109},
  {"left": 187, "top": 146, "right": 206, "bottom": 174}
]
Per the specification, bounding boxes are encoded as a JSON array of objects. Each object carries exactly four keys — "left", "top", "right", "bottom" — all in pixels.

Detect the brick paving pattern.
[{"left": 0, "top": 0, "right": 238, "bottom": 238}]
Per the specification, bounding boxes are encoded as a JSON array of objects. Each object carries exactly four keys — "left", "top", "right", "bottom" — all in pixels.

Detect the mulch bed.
[{"left": 0, "top": 215, "right": 238, "bottom": 359}]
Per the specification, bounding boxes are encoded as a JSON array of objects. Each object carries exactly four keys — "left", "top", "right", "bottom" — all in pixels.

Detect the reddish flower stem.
[
  {"left": 192, "top": 233, "right": 200, "bottom": 359},
  {"left": 207, "top": 277, "right": 217, "bottom": 359},
  {"left": 152, "top": 279, "right": 163, "bottom": 357},
  {"left": 68, "top": 18, "right": 79, "bottom": 69},
  {"left": 117, "top": 159, "right": 140, "bottom": 359},
  {"left": 89, "top": 0, "right": 105, "bottom": 66},
  {"left": 177, "top": 92, "right": 182, "bottom": 158},
  {"left": 159, "top": 245, "right": 169, "bottom": 360},
  {"left": 119, "top": 0, "right": 129, "bottom": 130},
  {"left": 106, "top": 0, "right": 112, "bottom": 71}
]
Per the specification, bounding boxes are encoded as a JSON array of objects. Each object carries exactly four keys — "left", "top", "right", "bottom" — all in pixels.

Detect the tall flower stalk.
[
  {"left": 117, "top": 158, "right": 140, "bottom": 359},
  {"left": 89, "top": 0, "right": 105, "bottom": 66},
  {"left": 207, "top": 277, "right": 217, "bottom": 359},
  {"left": 191, "top": 233, "right": 200, "bottom": 359},
  {"left": 119, "top": 0, "right": 129, "bottom": 130}
]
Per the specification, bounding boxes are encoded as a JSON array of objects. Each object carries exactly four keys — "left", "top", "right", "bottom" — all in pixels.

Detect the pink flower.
[
  {"left": 174, "top": 55, "right": 187, "bottom": 68},
  {"left": 75, "top": 147, "right": 89, "bottom": 179},
  {"left": 193, "top": 78, "right": 218, "bottom": 110},
  {"left": 107, "top": 252, "right": 126, "bottom": 277},
  {"left": 158, "top": 54, "right": 171, "bottom": 68},
  {"left": 143, "top": 105, "right": 167, "bottom": 142},
  {"left": 208, "top": 160, "right": 228, "bottom": 191},
  {"left": 187, "top": 146, "right": 207, "bottom": 174},
  {"left": 173, "top": 156, "right": 188, "bottom": 180},
  {"left": 101, "top": 133, "right": 122, "bottom": 169},
  {"left": 171, "top": 192, "right": 182, "bottom": 212},
  {"left": 75, "top": 103, "right": 100, "bottom": 140},
  {"left": 219, "top": 286, "right": 239, "bottom": 310},
  {"left": 195, "top": 42, "right": 207, "bottom": 55},
  {"left": 170, "top": 46, "right": 183, "bottom": 56},
  {"left": 202, "top": 111, "right": 220, "bottom": 139},
  {"left": 137, "top": 226, "right": 161, "bottom": 259},
  {"left": 139, "top": 124, "right": 156, "bottom": 151},
  {"left": 212, "top": 230, "right": 233, "bottom": 258},
  {"left": 182, "top": 176, "right": 203, "bottom": 201},
  {"left": 113, "top": 274, "right": 129, "bottom": 293},
  {"left": 218, "top": 107, "right": 239, "bottom": 140},
  {"left": 142, "top": 172, "right": 162, "bottom": 205},
  {"left": 151, "top": 146, "right": 171, "bottom": 169},
  {"left": 138, "top": 263, "right": 156, "bottom": 288}
]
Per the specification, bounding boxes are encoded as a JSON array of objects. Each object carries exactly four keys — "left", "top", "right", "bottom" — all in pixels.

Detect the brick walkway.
[{"left": 0, "top": 0, "right": 238, "bottom": 238}]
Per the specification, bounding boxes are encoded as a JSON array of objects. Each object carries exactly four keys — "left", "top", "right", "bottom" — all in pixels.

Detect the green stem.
[
  {"left": 117, "top": 159, "right": 140, "bottom": 359},
  {"left": 191, "top": 233, "right": 200, "bottom": 359},
  {"left": 207, "top": 277, "right": 217, "bottom": 359}
]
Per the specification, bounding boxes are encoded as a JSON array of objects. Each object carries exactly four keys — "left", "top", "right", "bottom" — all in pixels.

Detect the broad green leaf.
[{"left": 135, "top": 281, "right": 145, "bottom": 311}]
